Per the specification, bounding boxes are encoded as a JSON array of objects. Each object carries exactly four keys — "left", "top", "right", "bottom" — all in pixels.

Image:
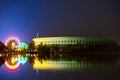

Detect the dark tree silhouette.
[
  {"left": 0, "top": 41, "right": 6, "bottom": 52},
  {"left": 27, "top": 40, "right": 35, "bottom": 52}
]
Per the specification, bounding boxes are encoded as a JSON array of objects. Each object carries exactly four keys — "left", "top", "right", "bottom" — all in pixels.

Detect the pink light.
[
  {"left": 5, "top": 57, "right": 20, "bottom": 72},
  {"left": 5, "top": 36, "right": 21, "bottom": 47},
  {"left": 5, "top": 61, "right": 20, "bottom": 71}
]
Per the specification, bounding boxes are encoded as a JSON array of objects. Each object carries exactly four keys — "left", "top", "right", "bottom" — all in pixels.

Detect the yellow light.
[
  {"left": 5, "top": 61, "right": 20, "bottom": 70},
  {"left": 11, "top": 57, "right": 16, "bottom": 64},
  {"left": 5, "top": 57, "right": 20, "bottom": 71},
  {"left": 33, "top": 59, "right": 79, "bottom": 70}
]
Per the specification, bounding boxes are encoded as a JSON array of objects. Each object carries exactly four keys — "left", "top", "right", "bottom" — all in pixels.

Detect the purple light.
[{"left": 5, "top": 36, "right": 21, "bottom": 47}]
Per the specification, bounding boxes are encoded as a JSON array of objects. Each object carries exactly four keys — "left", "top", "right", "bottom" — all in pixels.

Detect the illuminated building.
[
  {"left": 33, "top": 58, "right": 112, "bottom": 70},
  {"left": 32, "top": 37, "right": 116, "bottom": 46},
  {"left": 33, "top": 58, "right": 80, "bottom": 70}
]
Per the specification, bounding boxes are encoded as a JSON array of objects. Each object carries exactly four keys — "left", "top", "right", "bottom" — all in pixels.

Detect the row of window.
[{"left": 35, "top": 39, "right": 114, "bottom": 44}]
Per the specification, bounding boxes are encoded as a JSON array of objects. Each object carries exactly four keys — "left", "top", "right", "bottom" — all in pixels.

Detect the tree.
[
  {"left": 7, "top": 40, "right": 17, "bottom": 51},
  {"left": 27, "top": 40, "right": 35, "bottom": 52},
  {"left": 0, "top": 41, "right": 6, "bottom": 52},
  {"left": 37, "top": 44, "right": 50, "bottom": 58}
]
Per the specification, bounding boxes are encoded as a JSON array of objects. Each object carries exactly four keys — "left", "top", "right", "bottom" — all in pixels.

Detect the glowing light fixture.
[
  {"left": 19, "top": 56, "right": 27, "bottom": 64},
  {"left": 5, "top": 36, "right": 21, "bottom": 47},
  {"left": 5, "top": 57, "right": 20, "bottom": 71},
  {"left": 19, "top": 42, "right": 27, "bottom": 49}
]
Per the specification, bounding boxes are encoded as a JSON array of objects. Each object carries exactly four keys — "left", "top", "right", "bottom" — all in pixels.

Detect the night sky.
[{"left": 0, "top": 0, "right": 119, "bottom": 44}]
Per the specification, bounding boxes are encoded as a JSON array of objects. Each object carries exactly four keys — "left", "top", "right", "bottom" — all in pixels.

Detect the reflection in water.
[
  {"left": 0, "top": 53, "right": 119, "bottom": 80},
  {"left": 3, "top": 54, "right": 27, "bottom": 71},
  {"left": 32, "top": 58, "right": 119, "bottom": 70},
  {"left": 0, "top": 53, "right": 119, "bottom": 71},
  {"left": 33, "top": 58, "right": 79, "bottom": 70},
  {"left": 5, "top": 56, "right": 20, "bottom": 71},
  {"left": 28, "top": 53, "right": 120, "bottom": 70},
  {"left": 19, "top": 56, "right": 27, "bottom": 64}
]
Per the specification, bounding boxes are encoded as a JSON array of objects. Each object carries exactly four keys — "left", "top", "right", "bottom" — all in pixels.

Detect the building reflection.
[
  {"left": 0, "top": 53, "right": 119, "bottom": 71},
  {"left": 27, "top": 53, "right": 120, "bottom": 70},
  {"left": 33, "top": 58, "right": 79, "bottom": 70}
]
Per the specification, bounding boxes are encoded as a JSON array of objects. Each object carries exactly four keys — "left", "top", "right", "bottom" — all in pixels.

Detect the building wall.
[{"left": 32, "top": 37, "right": 116, "bottom": 46}]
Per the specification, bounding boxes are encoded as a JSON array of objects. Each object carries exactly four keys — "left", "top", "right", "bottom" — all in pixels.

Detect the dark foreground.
[{"left": 0, "top": 52, "right": 120, "bottom": 80}]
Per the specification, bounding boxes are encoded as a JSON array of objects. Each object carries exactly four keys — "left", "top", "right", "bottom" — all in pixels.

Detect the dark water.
[{"left": 0, "top": 52, "right": 120, "bottom": 80}]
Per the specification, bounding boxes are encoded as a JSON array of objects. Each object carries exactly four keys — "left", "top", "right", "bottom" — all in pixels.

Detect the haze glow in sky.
[{"left": 0, "top": 0, "right": 119, "bottom": 43}]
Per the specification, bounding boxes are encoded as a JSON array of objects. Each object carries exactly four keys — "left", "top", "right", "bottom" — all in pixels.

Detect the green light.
[
  {"left": 20, "top": 56, "right": 27, "bottom": 64},
  {"left": 19, "top": 43, "right": 27, "bottom": 49}
]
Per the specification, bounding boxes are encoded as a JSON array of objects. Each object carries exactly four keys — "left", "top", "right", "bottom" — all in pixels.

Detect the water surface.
[{"left": 0, "top": 53, "right": 120, "bottom": 80}]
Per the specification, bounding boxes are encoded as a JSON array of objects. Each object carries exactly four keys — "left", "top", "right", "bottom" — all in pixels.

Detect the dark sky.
[{"left": 0, "top": 0, "right": 119, "bottom": 43}]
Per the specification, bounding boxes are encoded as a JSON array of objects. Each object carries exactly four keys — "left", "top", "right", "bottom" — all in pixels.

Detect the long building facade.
[{"left": 32, "top": 37, "right": 116, "bottom": 46}]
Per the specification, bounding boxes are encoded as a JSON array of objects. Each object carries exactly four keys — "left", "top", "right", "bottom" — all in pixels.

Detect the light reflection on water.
[
  {"left": 0, "top": 53, "right": 120, "bottom": 80},
  {"left": 0, "top": 53, "right": 119, "bottom": 71}
]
